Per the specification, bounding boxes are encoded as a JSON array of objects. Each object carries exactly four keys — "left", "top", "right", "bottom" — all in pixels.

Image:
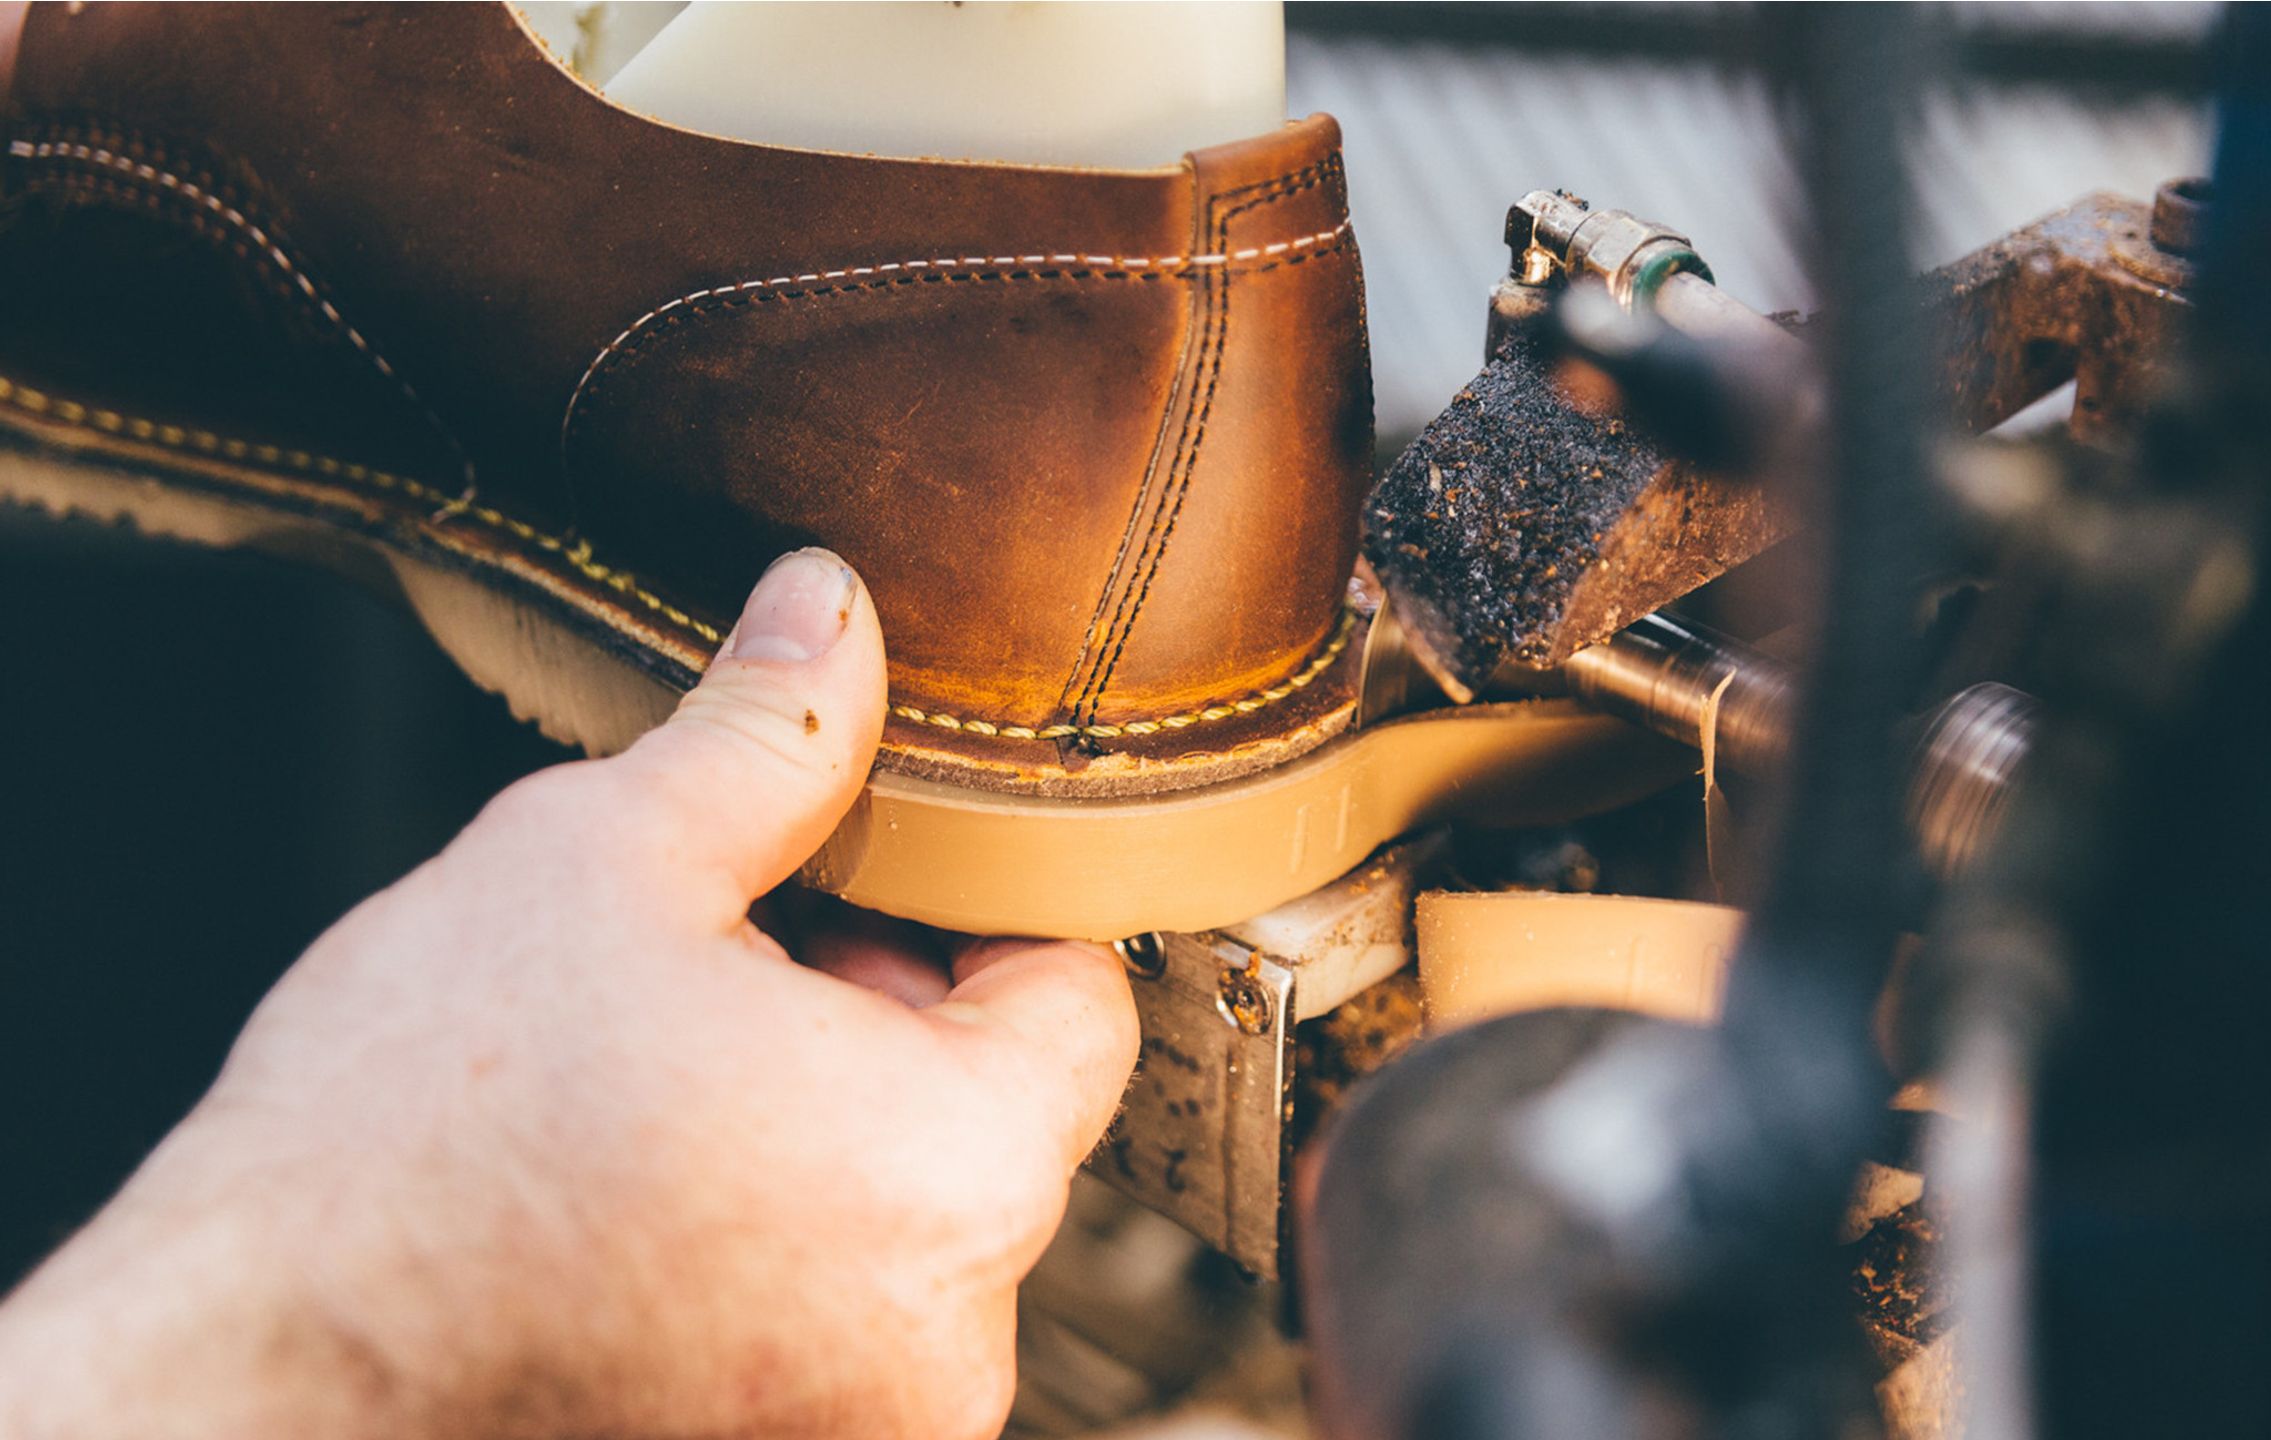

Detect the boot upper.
[{"left": 0, "top": 1, "right": 1374, "bottom": 789}]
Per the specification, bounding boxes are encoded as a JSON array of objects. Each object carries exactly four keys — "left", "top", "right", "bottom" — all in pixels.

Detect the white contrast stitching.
[
  {"left": 7, "top": 135, "right": 477, "bottom": 490},
  {"left": 558, "top": 217, "right": 1356, "bottom": 455}
]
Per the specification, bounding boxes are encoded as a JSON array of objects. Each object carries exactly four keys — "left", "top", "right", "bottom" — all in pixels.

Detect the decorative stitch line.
[
  {"left": 6, "top": 132, "right": 476, "bottom": 490},
  {"left": 0, "top": 370, "right": 1357, "bottom": 743},
  {"left": 31, "top": 166, "right": 338, "bottom": 328},
  {"left": 1074, "top": 155, "right": 1350, "bottom": 727},
  {"left": 559, "top": 217, "right": 1355, "bottom": 455}
]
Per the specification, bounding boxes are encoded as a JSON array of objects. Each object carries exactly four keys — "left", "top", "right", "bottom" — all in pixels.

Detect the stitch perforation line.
[
  {"left": 6, "top": 131, "right": 476, "bottom": 490},
  {"left": 0, "top": 369, "right": 1357, "bottom": 744},
  {"left": 1072, "top": 153, "right": 1349, "bottom": 728},
  {"left": 560, "top": 219, "right": 1357, "bottom": 457}
]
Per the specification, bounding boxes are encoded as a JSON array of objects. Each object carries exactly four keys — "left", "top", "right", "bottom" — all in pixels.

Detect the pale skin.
[{"left": 0, "top": 549, "right": 1141, "bottom": 1440}]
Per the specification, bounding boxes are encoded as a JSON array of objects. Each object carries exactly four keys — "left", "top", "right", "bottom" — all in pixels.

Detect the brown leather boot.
[
  {"left": 0, "top": 3, "right": 1665, "bottom": 937},
  {"left": 0, "top": 1, "right": 1369, "bottom": 774}
]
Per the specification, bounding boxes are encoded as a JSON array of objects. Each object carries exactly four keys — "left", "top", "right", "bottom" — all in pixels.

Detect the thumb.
[{"left": 607, "top": 547, "right": 888, "bottom": 911}]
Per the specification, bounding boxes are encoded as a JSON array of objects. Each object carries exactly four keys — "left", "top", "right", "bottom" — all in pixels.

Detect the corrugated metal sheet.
[
  {"left": 1936, "top": 1, "right": 2216, "bottom": 40},
  {"left": 1287, "top": 32, "right": 2213, "bottom": 440}
]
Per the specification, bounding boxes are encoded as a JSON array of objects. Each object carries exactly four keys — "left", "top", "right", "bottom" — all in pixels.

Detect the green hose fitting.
[{"left": 1629, "top": 246, "right": 1715, "bottom": 311}]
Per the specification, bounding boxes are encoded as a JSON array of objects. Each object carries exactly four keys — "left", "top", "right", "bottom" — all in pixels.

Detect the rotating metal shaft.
[{"left": 1563, "top": 614, "right": 2037, "bottom": 877}]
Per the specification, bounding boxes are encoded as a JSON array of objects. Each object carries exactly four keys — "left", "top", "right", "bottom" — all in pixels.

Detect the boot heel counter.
[{"left": 1072, "top": 116, "right": 1374, "bottom": 724}]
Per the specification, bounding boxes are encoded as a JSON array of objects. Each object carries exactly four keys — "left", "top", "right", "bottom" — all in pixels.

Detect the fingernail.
[{"left": 728, "top": 548, "right": 859, "bottom": 662}]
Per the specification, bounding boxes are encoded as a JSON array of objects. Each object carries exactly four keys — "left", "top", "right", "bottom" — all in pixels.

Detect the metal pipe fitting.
[
  {"left": 1509, "top": 188, "right": 1715, "bottom": 309},
  {"left": 1492, "top": 191, "right": 1801, "bottom": 366}
]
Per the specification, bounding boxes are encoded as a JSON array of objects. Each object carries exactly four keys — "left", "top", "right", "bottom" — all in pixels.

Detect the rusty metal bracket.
[
  {"left": 1928, "top": 181, "right": 2199, "bottom": 441},
  {"left": 1085, "top": 837, "right": 1443, "bottom": 1279},
  {"left": 1092, "top": 931, "right": 1294, "bottom": 1277}
]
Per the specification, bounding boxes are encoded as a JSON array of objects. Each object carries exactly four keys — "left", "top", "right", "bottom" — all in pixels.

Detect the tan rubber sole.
[{"left": 0, "top": 412, "right": 1688, "bottom": 939}]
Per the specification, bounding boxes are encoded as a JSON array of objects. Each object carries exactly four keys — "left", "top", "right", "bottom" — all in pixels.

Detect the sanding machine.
[{"left": 1069, "top": 13, "right": 2267, "bottom": 1440}]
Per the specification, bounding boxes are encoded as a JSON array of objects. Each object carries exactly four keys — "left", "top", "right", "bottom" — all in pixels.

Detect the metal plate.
[{"left": 1087, "top": 932, "right": 1295, "bottom": 1278}]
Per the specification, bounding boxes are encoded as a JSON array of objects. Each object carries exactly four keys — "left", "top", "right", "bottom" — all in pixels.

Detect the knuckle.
[
  {"left": 664, "top": 684, "right": 844, "bottom": 792},
  {"left": 934, "top": 1113, "right": 1065, "bottom": 1237}
]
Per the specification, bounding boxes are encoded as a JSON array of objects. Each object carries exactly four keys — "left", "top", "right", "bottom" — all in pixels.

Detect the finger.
[
  {"left": 926, "top": 939, "right": 1140, "bottom": 1172},
  {"left": 806, "top": 935, "right": 954, "bottom": 1008},
  {"left": 796, "top": 902, "right": 957, "bottom": 1008},
  {"left": 607, "top": 548, "right": 888, "bottom": 915}
]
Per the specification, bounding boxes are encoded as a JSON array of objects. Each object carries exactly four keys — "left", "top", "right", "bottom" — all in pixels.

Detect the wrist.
[{"left": 0, "top": 1106, "right": 492, "bottom": 1440}]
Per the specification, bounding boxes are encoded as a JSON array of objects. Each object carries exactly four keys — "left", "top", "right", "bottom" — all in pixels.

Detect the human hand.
[{"left": 0, "top": 549, "right": 1139, "bottom": 1440}]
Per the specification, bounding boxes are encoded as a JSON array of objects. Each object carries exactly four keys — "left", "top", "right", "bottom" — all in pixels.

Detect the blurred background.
[
  {"left": 0, "top": 0, "right": 2216, "bottom": 1303},
  {"left": 1296, "top": 2, "right": 2214, "bottom": 444}
]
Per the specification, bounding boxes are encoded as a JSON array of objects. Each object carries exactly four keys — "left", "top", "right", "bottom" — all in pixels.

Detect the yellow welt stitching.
[
  {"left": 0, "top": 371, "right": 730, "bottom": 648},
  {"left": 884, "top": 607, "right": 1355, "bottom": 742},
  {"left": 0, "top": 370, "right": 1355, "bottom": 739}
]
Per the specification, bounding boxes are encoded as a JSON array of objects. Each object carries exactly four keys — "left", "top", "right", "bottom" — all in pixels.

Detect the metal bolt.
[
  {"left": 1217, "top": 962, "right": 1275, "bottom": 1035},
  {"left": 1113, "top": 932, "right": 1166, "bottom": 980},
  {"left": 2149, "top": 176, "right": 2211, "bottom": 258}
]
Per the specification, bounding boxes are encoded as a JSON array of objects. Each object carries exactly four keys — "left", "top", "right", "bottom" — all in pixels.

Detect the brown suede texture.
[{"left": 1, "top": 2, "right": 1372, "bottom": 756}]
